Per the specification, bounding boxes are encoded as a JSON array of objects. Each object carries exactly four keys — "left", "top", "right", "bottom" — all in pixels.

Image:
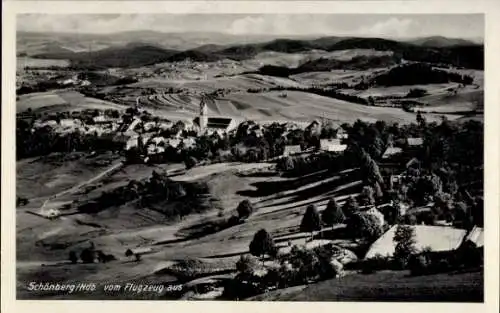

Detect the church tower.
[{"left": 199, "top": 95, "right": 208, "bottom": 131}]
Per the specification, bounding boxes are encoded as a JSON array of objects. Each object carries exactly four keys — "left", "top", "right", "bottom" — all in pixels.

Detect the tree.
[
  {"left": 69, "top": 250, "right": 78, "bottom": 264},
  {"left": 237, "top": 199, "right": 255, "bottom": 220},
  {"left": 278, "top": 155, "right": 294, "bottom": 171},
  {"left": 393, "top": 224, "right": 417, "bottom": 268},
  {"left": 321, "top": 197, "right": 345, "bottom": 228},
  {"left": 300, "top": 204, "right": 322, "bottom": 240},
  {"left": 346, "top": 212, "right": 383, "bottom": 241},
  {"left": 125, "top": 249, "right": 134, "bottom": 258},
  {"left": 236, "top": 254, "right": 259, "bottom": 275},
  {"left": 471, "top": 196, "right": 484, "bottom": 227},
  {"left": 342, "top": 196, "right": 359, "bottom": 218},
  {"left": 403, "top": 213, "right": 418, "bottom": 225},
  {"left": 80, "top": 248, "right": 96, "bottom": 264},
  {"left": 249, "top": 229, "right": 277, "bottom": 264},
  {"left": 359, "top": 186, "right": 376, "bottom": 206},
  {"left": 184, "top": 156, "right": 197, "bottom": 169}
]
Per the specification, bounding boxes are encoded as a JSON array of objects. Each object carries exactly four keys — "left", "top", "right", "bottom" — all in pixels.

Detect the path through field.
[{"left": 33, "top": 160, "right": 126, "bottom": 211}]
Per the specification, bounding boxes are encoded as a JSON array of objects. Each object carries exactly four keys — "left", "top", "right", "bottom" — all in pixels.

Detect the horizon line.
[{"left": 17, "top": 29, "right": 484, "bottom": 41}]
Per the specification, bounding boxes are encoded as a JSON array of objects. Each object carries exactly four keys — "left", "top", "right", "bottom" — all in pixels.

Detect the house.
[
  {"left": 381, "top": 146, "right": 403, "bottom": 159},
  {"left": 283, "top": 145, "right": 302, "bottom": 156},
  {"left": 181, "top": 137, "right": 197, "bottom": 150},
  {"left": 306, "top": 119, "right": 322, "bottom": 136},
  {"left": 126, "top": 118, "right": 142, "bottom": 132},
  {"left": 144, "top": 121, "right": 157, "bottom": 132},
  {"left": 166, "top": 138, "right": 181, "bottom": 149},
  {"left": 462, "top": 226, "right": 484, "bottom": 248},
  {"left": 125, "top": 136, "right": 138, "bottom": 150},
  {"left": 405, "top": 157, "right": 421, "bottom": 170},
  {"left": 319, "top": 139, "right": 347, "bottom": 153},
  {"left": 93, "top": 115, "right": 116, "bottom": 125},
  {"left": 364, "top": 225, "right": 467, "bottom": 259},
  {"left": 336, "top": 128, "right": 349, "bottom": 140},
  {"left": 407, "top": 137, "right": 423, "bottom": 147}
]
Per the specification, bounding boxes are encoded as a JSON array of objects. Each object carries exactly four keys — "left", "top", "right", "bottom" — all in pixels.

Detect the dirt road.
[{"left": 37, "top": 160, "right": 126, "bottom": 210}]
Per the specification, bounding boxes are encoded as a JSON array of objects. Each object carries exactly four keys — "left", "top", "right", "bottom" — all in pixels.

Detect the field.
[
  {"left": 249, "top": 270, "right": 483, "bottom": 301},
  {"left": 134, "top": 89, "right": 462, "bottom": 124},
  {"left": 17, "top": 57, "right": 70, "bottom": 70},
  {"left": 17, "top": 90, "right": 127, "bottom": 113},
  {"left": 16, "top": 152, "right": 364, "bottom": 298}
]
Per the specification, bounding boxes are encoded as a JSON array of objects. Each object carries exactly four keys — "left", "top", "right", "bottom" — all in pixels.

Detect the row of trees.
[{"left": 77, "top": 170, "right": 210, "bottom": 222}]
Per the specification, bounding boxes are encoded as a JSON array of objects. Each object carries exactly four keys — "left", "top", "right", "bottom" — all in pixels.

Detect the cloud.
[
  {"left": 228, "top": 15, "right": 297, "bottom": 35},
  {"left": 17, "top": 14, "right": 177, "bottom": 34},
  {"left": 16, "top": 14, "right": 483, "bottom": 40},
  {"left": 357, "top": 17, "right": 415, "bottom": 38}
]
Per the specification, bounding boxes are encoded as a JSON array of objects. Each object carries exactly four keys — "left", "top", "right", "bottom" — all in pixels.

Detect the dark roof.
[{"left": 207, "top": 117, "right": 232, "bottom": 129}]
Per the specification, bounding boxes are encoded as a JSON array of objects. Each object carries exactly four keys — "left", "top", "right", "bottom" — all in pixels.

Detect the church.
[{"left": 193, "top": 96, "right": 240, "bottom": 135}]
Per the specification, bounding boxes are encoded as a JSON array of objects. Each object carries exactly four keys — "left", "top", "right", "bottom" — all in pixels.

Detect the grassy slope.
[
  {"left": 16, "top": 161, "right": 364, "bottom": 299},
  {"left": 250, "top": 270, "right": 483, "bottom": 302},
  {"left": 17, "top": 90, "right": 127, "bottom": 113}
]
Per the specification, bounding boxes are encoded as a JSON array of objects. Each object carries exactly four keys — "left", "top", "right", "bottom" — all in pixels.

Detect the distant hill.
[
  {"left": 215, "top": 36, "right": 483, "bottom": 69},
  {"left": 28, "top": 34, "right": 484, "bottom": 70},
  {"left": 35, "top": 44, "right": 178, "bottom": 69},
  {"left": 407, "top": 36, "right": 478, "bottom": 47},
  {"left": 17, "top": 30, "right": 283, "bottom": 53}
]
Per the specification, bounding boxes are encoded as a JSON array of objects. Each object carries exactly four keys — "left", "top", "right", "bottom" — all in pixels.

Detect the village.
[{"left": 16, "top": 93, "right": 484, "bottom": 300}]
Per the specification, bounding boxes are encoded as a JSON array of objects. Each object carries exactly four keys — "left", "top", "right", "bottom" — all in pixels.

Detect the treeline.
[
  {"left": 16, "top": 80, "right": 63, "bottom": 95},
  {"left": 255, "top": 55, "right": 398, "bottom": 78},
  {"left": 272, "top": 86, "right": 370, "bottom": 105},
  {"left": 372, "top": 63, "right": 474, "bottom": 87}
]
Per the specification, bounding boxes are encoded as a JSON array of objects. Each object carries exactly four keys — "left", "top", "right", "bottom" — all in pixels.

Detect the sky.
[{"left": 17, "top": 14, "right": 484, "bottom": 40}]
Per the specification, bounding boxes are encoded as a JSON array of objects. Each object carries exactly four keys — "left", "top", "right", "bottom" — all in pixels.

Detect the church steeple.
[{"left": 199, "top": 95, "right": 208, "bottom": 131}]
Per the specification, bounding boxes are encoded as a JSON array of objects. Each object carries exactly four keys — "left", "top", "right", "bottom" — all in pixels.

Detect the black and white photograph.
[{"left": 6, "top": 5, "right": 492, "bottom": 305}]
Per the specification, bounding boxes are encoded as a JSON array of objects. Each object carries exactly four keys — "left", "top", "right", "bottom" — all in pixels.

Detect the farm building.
[
  {"left": 364, "top": 225, "right": 467, "bottom": 259},
  {"left": 319, "top": 139, "right": 347, "bottom": 153}
]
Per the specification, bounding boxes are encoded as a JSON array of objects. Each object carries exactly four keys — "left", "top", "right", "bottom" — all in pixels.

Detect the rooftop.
[
  {"left": 407, "top": 137, "right": 424, "bottom": 146},
  {"left": 365, "top": 225, "right": 467, "bottom": 259},
  {"left": 320, "top": 139, "right": 347, "bottom": 152},
  {"left": 283, "top": 145, "right": 302, "bottom": 156},
  {"left": 382, "top": 146, "right": 403, "bottom": 159}
]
